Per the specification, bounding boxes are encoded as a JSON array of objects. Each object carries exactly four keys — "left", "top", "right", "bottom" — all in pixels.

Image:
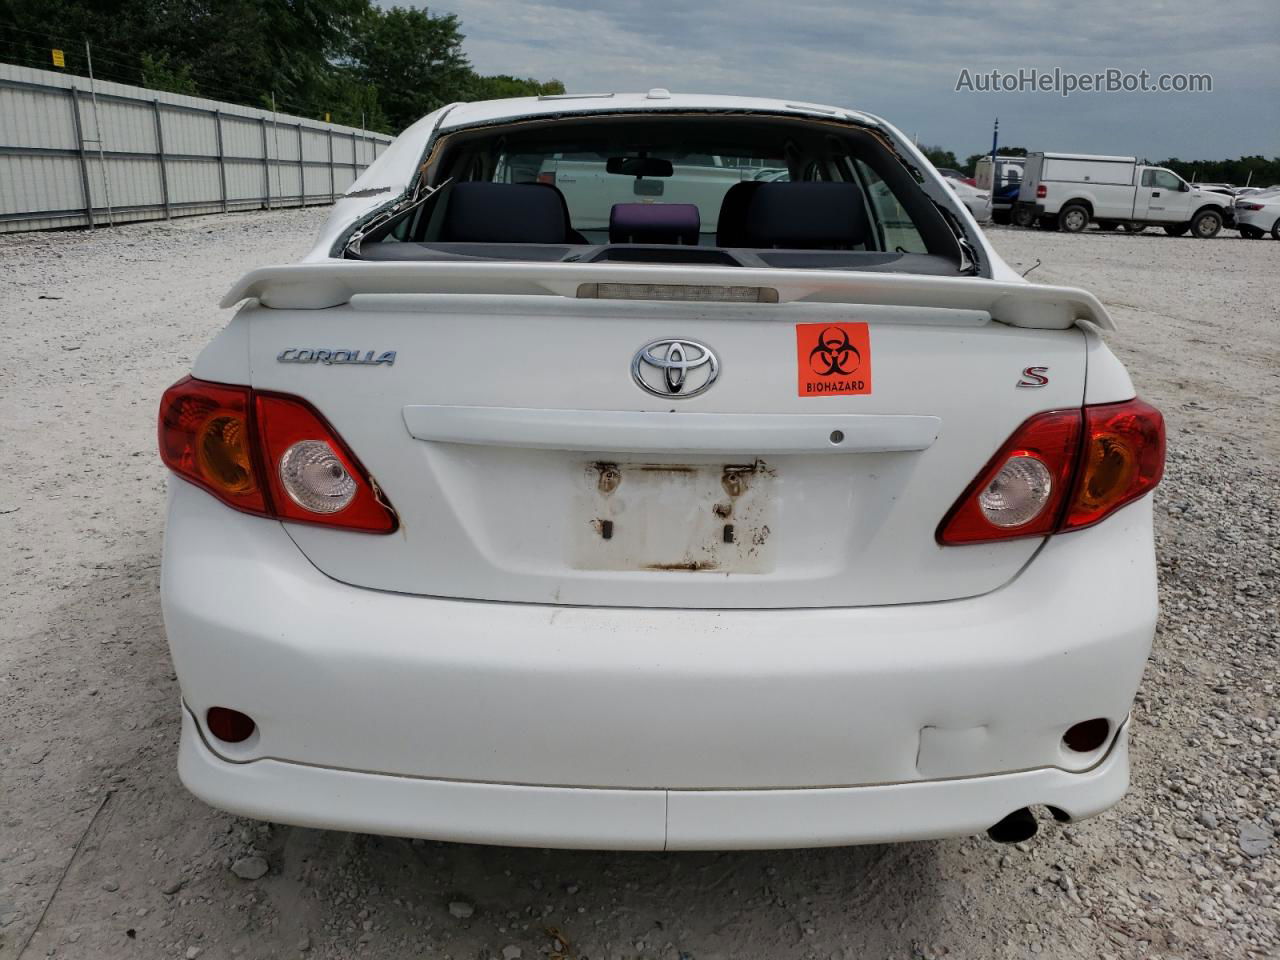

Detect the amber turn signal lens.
[
  {"left": 1062, "top": 399, "right": 1165, "bottom": 531},
  {"left": 1075, "top": 432, "right": 1138, "bottom": 513},
  {"left": 197, "top": 414, "right": 254, "bottom": 495}
]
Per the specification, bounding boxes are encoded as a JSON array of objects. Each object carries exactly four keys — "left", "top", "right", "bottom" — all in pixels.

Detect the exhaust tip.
[{"left": 987, "top": 807, "right": 1038, "bottom": 844}]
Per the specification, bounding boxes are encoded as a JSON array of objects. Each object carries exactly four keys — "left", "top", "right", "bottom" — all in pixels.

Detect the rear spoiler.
[{"left": 221, "top": 262, "right": 1115, "bottom": 331}]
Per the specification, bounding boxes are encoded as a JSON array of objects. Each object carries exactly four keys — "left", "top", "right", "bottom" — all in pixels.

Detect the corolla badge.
[
  {"left": 277, "top": 348, "right": 396, "bottom": 366},
  {"left": 631, "top": 338, "right": 719, "bottom": 398}
]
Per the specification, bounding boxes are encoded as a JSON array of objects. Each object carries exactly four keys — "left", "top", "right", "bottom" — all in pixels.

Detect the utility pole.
[{"left": 84, "top": 41, "right": 115, "bottom": 226}]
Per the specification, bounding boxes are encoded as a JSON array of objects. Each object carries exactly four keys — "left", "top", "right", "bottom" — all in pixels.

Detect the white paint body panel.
[
  {"left": 242, "top": 297, "right": 1087, "bottom": 607},
  {"left": 163, "top": 479, "right": 1153, "bottom": 845}
]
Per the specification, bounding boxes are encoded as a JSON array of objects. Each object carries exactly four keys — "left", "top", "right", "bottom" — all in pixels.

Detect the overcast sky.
[{"left": 383, "top": 0, "right": 1279, "bottom": 160}]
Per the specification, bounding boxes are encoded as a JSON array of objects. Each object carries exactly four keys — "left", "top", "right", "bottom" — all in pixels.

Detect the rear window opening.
[{"left": 354, "top": 113, "right": 970, "bottom": 274}]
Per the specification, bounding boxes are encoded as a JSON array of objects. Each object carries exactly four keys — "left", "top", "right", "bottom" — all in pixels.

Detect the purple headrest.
[{"left": 609, "top": 203, "right": 701, "bottom": 244}]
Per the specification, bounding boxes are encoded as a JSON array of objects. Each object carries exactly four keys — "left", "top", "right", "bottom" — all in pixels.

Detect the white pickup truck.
[{"left": 1014, "top": 152, "right": 1232, "bottom": 237}]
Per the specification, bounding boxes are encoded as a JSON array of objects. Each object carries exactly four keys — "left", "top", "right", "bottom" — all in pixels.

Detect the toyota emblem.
[{"left": 631, "top": 339, "right": 719, "bottom": 398}]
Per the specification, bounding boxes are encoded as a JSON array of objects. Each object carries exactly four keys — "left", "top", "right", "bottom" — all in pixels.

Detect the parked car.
[
  {"left": 945, "top": 176, "right": 992, "bottom": 222},
  {"left": 936, "top": 166, "right": 977, "bottom": 186},
  {"left": 1234, "top": 187, "right": 1280, "bottom": 239},
  {"left": 1191, "top": 182, "right": 1236, "bottom": 197},
  {"left": 974, "top": 155, "right": 1026, "bottom": 224},
  {"left": 1014, "top": 152, "right": 1233, "bottom": 237},
  {"left": 159, "top": 91, "right": 1164, "bottom": 851}
]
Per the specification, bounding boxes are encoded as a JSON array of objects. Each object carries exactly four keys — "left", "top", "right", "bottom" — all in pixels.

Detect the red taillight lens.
[
  {"left": 158, "top": 378, "right": 397, "bottom": 533},
  {"left": 1238, "top": 202, "right": 1263, "bottom": 211},
  {"left": 938, "top": 398, "right": 1164, "bottom": 545},
  {"left": 158, "top": 377, "right": 268, "bottom": 516},
  {"left": 937, "top": 409, "right": 1082, "bottom": 544},
  {"left": 1061, "top": 399, "right": 1164, "bottom": 531},
  {"left": 255, "top": 392, "right": 397, "bottom": 533},
  {"left": 1036, "top": 184, "right": 1047, "bottom": 199},
  {"left": 537, "top": 171, "right": 556, "bottom": 184}
]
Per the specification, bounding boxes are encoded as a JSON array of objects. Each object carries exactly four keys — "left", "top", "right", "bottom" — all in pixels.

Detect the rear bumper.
[
  {"left": 179, "top": 708, "right": 1130, "bottom": 850},
  {"left": 162, "top": 480, "right": 1156, "bottom": 847}
]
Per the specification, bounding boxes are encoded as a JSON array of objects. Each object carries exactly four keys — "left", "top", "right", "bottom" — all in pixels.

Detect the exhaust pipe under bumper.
[{"left": 986, "top": 807, "right": 1038, "bottom": 844}]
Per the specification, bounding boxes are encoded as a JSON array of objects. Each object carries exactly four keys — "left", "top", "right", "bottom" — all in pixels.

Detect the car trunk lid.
[{"left": 235, "top": 263, "right": 1095, "bottom": 608}]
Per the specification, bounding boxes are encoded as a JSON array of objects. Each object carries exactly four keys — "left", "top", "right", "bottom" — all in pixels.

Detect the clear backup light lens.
[
  {"left": 278, "top": 440, "right": 356, "bottom": 513},
  {"left": 977, "top": 454, "right": 1053, "bottom": 527}
]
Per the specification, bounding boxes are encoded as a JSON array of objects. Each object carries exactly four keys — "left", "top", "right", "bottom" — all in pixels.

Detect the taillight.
[
  {"left": 937, "top": 398, "right": 1164, "bottom": 545},
  {"left": 1036, "top": 184, "right": 1047, "bottom": 199},
  {"left": 158, "top": 378, "right": 268, "bottom": 516},
  {"left": 158, "top": 377, "right": 397, "bottom": 533},
  {"left": 1061, "top": 399, "right": 1164, "bottom": 532},
  {"left": 937, "top": 409, "right": 1081, "bottom": 544},
  {"left": 1237, "top": 202, "right": 1263, "bottom": 211},
  {"left": 537, "top": 171, "right": 556, "bottom": 185}
]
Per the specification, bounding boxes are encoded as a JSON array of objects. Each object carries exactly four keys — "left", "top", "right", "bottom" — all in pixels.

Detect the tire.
[
  {"left": 1239, "top": 225, "right": 1263, "bottom": 239},
  {"left": 1163, "top": 224, "right": 1189, "bottom": 237},
  {"left": 1012, "top": 205, "right": 1035, "bottom": 228},
  {"left": 1191, "top": 209, "right": 1223, "bottom": 239},
  {"left": 1272, "top": 218, "right": 1280, "bottom": 241},
  {"left": 1058, "top": 204, "right": 1090, "bottom": 233}
]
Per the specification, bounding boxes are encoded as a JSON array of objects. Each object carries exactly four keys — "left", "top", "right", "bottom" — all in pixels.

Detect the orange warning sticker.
[{"left": 796, "top": 322, "right": 872, "bottom": 397}]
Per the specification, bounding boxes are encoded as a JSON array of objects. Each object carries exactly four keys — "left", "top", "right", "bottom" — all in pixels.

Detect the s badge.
[{"left": 1017, "top": 366, "right": 1049, "bottom": 388}]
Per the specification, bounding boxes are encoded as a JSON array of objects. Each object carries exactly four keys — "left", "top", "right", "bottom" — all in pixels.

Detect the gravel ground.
[{"left": 1, "top": 210, "right": 1277, "bottom": 960}]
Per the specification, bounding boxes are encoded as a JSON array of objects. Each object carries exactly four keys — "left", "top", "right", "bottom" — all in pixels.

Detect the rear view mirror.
[{"left": 607, "top": 156, "right": 674, "bottom": 178}]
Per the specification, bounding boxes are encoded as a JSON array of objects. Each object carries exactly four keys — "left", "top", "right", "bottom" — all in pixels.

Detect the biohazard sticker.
[{"left": 796, "top": 322, "right": 872, "bottom": 396}]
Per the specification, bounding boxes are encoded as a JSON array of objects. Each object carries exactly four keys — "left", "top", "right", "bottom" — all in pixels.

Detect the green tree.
[
  {"left": 0, "top": 1, "right": 566, "bottom": 133},
  {"left": 467, "top": 74, "right": 566, "bottom": 100},
  {"left": 346, "top": 6, "right": 472, "bottom": 133},
  {"left": 918, "top": 145, "right": 959, "bottom": 170},
  {"left": 140, "top": 52, "right": 198, "bottom": 95}
]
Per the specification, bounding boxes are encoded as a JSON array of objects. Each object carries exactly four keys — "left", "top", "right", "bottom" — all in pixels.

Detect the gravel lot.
[{"left": 1, "top": 210, "right": 1277, "bottom": 960}]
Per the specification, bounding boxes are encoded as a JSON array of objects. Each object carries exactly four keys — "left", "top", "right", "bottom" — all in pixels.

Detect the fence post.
[
  {"left": 327, "top": 128, "right": 335, "bottom": 201},
  {"left": 260, "top": 116, "right": 271, "bottom": 210},
  {"left": 351, "top": 130, "right": 358, "bottom": 179},
  {"left": 151, "top": 99, "right": 171, "bottom": 219},
  {"left": 296, "top": 123, "right": 305, "bottom": 205},
  {"left": 214, "top": 109, "right": 228, "bottom": 213},
  {"left": 67, "top": 86, "right": 96, "bottom": 228}
]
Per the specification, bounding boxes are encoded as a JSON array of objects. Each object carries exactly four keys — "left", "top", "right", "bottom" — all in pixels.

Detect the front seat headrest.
[
  {"left": 744, "top": 182, "right": 870, "bottom": 249},
  {"left": 439, "top": 182, "right": 571, "bottom": 244}
]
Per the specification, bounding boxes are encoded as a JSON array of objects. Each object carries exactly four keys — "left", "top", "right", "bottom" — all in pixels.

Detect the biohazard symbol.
[
  {"left": 795, "top": 321, "right": 871, "bottom": 397},
  {"left": 808, "top": 326, "right": 861, "bottom": 377}
]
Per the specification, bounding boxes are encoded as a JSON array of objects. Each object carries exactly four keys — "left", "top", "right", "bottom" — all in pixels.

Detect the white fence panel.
[{"left": 0, "top": 63, "right": 394, "bottom": 232}]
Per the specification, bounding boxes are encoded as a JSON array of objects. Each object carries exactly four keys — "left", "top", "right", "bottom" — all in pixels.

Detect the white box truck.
[
  {"left": 974, "top": 155, "right": 1026, "bottom": 224},
  {"left": 1014, "top": 152, "right": 1232, "bottom": 237}
]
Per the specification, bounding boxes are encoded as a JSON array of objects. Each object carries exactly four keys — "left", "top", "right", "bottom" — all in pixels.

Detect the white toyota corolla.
[{"left": 159, "top": 92, "right": 1164, "bottom": 850}]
